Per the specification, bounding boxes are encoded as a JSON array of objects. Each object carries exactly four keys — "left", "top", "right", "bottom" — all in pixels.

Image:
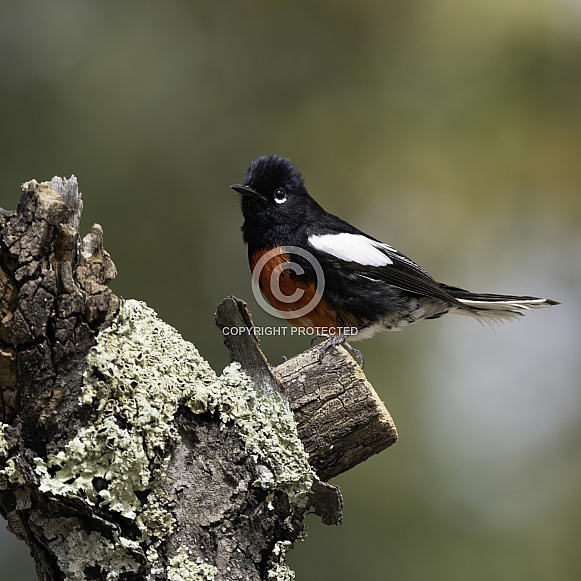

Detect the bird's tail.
[{"left": 441, "top": 284, "right": 559, "bottom": 323}]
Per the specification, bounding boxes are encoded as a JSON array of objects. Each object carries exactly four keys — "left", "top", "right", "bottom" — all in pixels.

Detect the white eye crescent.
[{"left": 274, "top": 188, "right": 287, "bottom": 204}]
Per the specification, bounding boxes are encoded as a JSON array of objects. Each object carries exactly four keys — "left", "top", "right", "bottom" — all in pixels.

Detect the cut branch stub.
[{"left": 274, "top": 344, "right": 398, "bottom": 481}]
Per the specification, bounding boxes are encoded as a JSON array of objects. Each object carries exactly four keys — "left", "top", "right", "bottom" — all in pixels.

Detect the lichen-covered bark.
[
  {"left": 0, "top": 178, "right": 313, "bottom": 580},
  {"left": 29, "top": 299, "right": 312, "bottom": 579}
]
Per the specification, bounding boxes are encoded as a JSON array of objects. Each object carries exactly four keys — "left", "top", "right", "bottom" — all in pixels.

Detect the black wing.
[{"left": 304, "top": 218, "right": 473, "bottom": 311}]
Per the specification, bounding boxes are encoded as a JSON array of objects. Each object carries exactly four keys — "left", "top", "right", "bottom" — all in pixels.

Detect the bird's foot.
[{"left": 314, "top": 333, "right": 364, "bottom": 367}]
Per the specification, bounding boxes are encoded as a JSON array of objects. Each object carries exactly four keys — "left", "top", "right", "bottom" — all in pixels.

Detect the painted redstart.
[{"left": 232, "top": 154, "right": 558, "bottom": 364}]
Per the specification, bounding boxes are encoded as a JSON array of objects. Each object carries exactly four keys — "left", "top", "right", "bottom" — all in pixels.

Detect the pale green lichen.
[
  {"left": 267, "top": 541, "right": 296, "bottom": 581},
  {"left": 167, "top": 547, "right": 217, "bottom": 581},
  {"left": 2, "top": 457, "right": 26, "bottom": 484},
  {"left": 200, "top": 362, "right": 313, "bottom": 506},
  {"left": 51, "top": 528, "right": 140, "bottom": 581},
  {"left": 0, "top": 423, "right": 8, "bottom": 457},
  {"left": 38, "top": 416, "right": 151, "bottom": 519},
  {"left": 32, "top": 299, "right": 312, "bottom": 578},
  {"left": 36, "top": 299, "right": 221, "bottom": 545}
]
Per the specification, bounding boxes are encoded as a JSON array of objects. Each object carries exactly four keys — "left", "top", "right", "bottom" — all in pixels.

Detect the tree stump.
[{"left": 0, "top": 177, "right": 397, "bottom": 580}]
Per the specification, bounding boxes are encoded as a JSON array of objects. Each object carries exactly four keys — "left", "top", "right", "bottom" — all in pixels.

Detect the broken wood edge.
[{"left": 215, "top": 296, "right": 286, "bottom": 396}]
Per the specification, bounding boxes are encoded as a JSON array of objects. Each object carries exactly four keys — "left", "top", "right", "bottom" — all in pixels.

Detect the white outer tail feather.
[{"left": 454, "top": 297, "right": 555, "bottom": 323}]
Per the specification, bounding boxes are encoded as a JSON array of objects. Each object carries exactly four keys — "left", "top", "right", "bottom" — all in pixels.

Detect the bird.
[{"left": 231, "top": 154, "right": 558, "bottom": 364}]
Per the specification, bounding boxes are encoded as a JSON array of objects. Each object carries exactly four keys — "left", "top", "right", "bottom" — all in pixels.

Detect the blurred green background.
[{"left": 1, "top": 1, "right": 580, "bottom": 579}]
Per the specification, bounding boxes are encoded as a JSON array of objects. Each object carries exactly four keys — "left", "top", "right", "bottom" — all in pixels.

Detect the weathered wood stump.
[{"left": 0, "top": 177, "right": 397, "bottom": 580}]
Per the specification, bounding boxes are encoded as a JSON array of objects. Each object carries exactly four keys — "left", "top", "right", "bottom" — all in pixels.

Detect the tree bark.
[{"left": 0, "top": 177, "right": 397, "bottom": 580}]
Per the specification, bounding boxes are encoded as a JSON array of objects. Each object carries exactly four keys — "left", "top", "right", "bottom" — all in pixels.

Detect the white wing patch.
[{"left": 308, "top": 233, "right": 394, "bottom": 266}]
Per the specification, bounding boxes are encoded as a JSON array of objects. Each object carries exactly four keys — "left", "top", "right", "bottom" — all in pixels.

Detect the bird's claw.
[{"left": 316, "top": 334, "right": 364, "bottom": 368}]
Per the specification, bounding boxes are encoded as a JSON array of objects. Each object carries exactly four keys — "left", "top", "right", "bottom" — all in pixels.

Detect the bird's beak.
[{"left": 231, "top": 184, "right": 261, "bottom": 198}]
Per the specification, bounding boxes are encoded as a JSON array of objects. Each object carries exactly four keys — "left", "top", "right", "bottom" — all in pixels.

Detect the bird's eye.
[{"left": 274, "top": 188, "right": 287, "bottom": 204}]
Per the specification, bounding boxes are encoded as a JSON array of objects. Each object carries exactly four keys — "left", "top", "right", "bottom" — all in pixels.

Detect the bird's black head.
[
  {"left": 235, "top": 155, "right": 305, "bottom": 200},
  {"left": 231, "top": 155, "right": 321, "bottom": 239}
]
